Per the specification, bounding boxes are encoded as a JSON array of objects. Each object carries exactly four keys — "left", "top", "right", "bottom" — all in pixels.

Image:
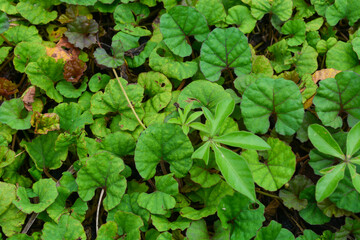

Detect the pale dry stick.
[
  {"left": 21, "top": 165, "right": 75, "bottom": 234},
  {"left": 96, "top": 188, "right": 105, "bottom": 235},
  {"left": 112, "top": 68, "right": 146, "bottom": 130}
]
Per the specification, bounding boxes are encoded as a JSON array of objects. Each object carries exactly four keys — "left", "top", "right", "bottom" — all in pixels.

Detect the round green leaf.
[
  {"left": 54, "top": 102, "right": 93, "bottom": 133},
  {"left": 326, "top": 42, "right": 358, "bottom": 71},
  {"left": 134, "top": 123, "right": 193, "bottom": 179},
  {"left": 152, "top": 215, "right": 190, "bottom": 232},
  {"left": 225, "top": 5, "right": 256, "bottom": 34},
  {"left": 0, "top": 98, "right": 32, "bottom": 130},
  {"left": 195, "top": 0, "right": 226, "bottom": 26},
  {"left": 76, "top": 151, "right": 126, "bottom": 210},
  {"left": 13, "top": 42, "right": 46, "bottom": 73},
  {"left": 295, "top": 44, "right": 318, "bottom": 78},
  {"left": 0, "top": 146, "right": 15, "bottom": 168},
  {"left": 200, "top": 27, "right": 252, "bottom": 82},
  {"left": 281, "top": 19, "right": 306, "bottom": 46},
  {"left": 101, "top": 132, "right": 136, "bottom": 157},
  {"left": 189, "top": 165, "right": 221, "bottom": 188},
  {"left": 42, "top": 214, "right": 86, "bottom": 240},
  {"left": 218, "top": 192, "right": 265, "bottom": 239},
  {"left": 313, "top": 71, "right": 360, "bottom": 128},
  {"left": 0, "top": 11, "right": 9, "bottom": 34},
  {"left": 267, "top": 39, "right": 292, "bottom": 73},
  {"left": 160, "top": 6, "right": 209, "bottom": 57},
  {"left": 13, "top": 179, "right": 58, "bottom": 214},
  {"left": 113, "top": 211, "right": 144, "bottom": 239},
  {"left": 243, "top": 137, "right": 296, "bottom": 191},
  {"left": 241, "top": 77, "right": 304, "bottom": 135},
  {"left": 138, "top": 191, "right": 176, "bottom": 215},
  {"left": 325, "top": 0, "right": 360, "bottom": 26},
  {"left": 255, "top": 220, "right": 295, "bottom": 240},
  {"left": 16, "top": 0, "right": 58, "bottom": 25},
  {"left": 88, "top": 73, "right": 111, "bottom": 92},
  {"left": 94, "top": 39, "right": 124, "bottom": 68},
  {"left": 21, "top": 131, "right": 68, "bottom": 170},
  {"left": 251, "top": 0, "right": 293, "bottom": 21},
  {"left": 3, "top": 25, "right": 42, "bottom": 44},
  {"left": 178, "top": 80, "right": 232, "bottom": 112}
]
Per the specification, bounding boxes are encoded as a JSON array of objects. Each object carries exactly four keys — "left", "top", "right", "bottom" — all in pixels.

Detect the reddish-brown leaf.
[
  {"left": 63, "top": 58, "right": 87, "bottom": 83},
  {"left": 0, "top": 77, "right": 18, "bottom": 99},
  {"left": 21, "top": 86, "right": 36, "bottom": 111}
]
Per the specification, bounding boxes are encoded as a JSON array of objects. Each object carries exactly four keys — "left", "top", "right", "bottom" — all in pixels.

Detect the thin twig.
[
  {"left": 160, "top": 160, "right": 168, "bottom": 175},
  {"left": 112, "top": 68, "right": 146, "bottom": 130},
  {"left": 96, "top": 188, "right": 105, "bottom": 235},
  {"left": 256, "top": 189, "right": 282, "bottom": 200},
  {"left": 0, "top": 34, "right": 13, "bottom": 46},
  {"left": 14, "top": 150, "right": 25, "bottom": 158}
]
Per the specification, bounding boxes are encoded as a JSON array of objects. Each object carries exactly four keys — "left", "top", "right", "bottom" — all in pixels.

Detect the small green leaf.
[
  {"left": 186, "top": 220, "right": 210, "bottom": 240},
  {"left": 281, "top": 19, "right": 306, "bottom": 46},
  {"left": 200, "top": 27, "right": 252, "bottom": 82},
  {"left": 243, "top": 137, "right": 296, "bottom": 191},
  {"left": 346, "top": 121, "right": 360, "bottom": 157},
  {"left": 134, "top": 123, "right": 193, "bottom": 179},
  {"left": 241, "top": 77, "right": 304, "bottom": 135},
  {"left": 76, "top": 151, "right": 126, "bottom": 210},
  {"left": 255, "top": 220, "right": 295, "bottom": 240},
  {"left": 251, "top": 0, "right": 293, "bottom": 21},
  {"left": 217, "top": 192, "right": 265, "bottom": 239},
  {"left": 329, "top": 175, "right": 360, "bottom": 213},
  {"left": 97, "top": 221, "right": 118, "bottom": 240},
  {"left": 295, "top": 43, "right": 318, "bottom": 77},
  {"left": 101, "top": 132, "right": 136, "bottom": 157},
  {"left": 348, "top": 163, "right": 360, "bottom": 193},
  {"left": 268, "top": 39, "right": 292, "bottom": 73},
  {"left": 21, "top": 131, "right": 68, "bottom": 170},
  {"left": 0, "top": 146, "right": 15, "bottom": 168},
  {"left": 213, "top": 145, "right": 255, "bottom": 201},
  {"left": 138, "top": 191, "right": 176, "bottom": 215},
  {"left": 13, "top": 179, "right": 58, "bottom": 214},
  {"left": 325, "top": 0, "right": 360, "bottom": 26},
  {"left": 94, "top": 39, "right": 124, "bottom": 68},
  {"left": 160, "top": 6, "right": 209, "bottom": 57},
  {"left": 225, "top": 5, "right": 256, "bottom": 34},
  {"left": 113, "top": 211, "right": 144, "bottom": 240},
  {"left": 213, "top": 131, "right": 271, "bottom": 150},
  {"left": 88, "top": 73, "right": 111, "bottom": 92},
  {"left": 4, "top": 25, "right": 42, "bottom": 44},
  {"left": 189, "top": 165, "right": 220, "bottom": 188},
  {"left": 316, "top": 163, "right": 346, "bottom": 202},
  {"left": 0, "top": 98, "right": 32, "bottom": 130},
  {"left": 308, "top": 124, "right": 344, "bottom": 159},
  {"left": 54, "top": 102, "right": 93, "bottom": 133},
  {"left": 195, "top": 0, "right": 226, "bottom": 26},
  {"left": 42, "top": 214, "right": 86, "bottom": 240}
]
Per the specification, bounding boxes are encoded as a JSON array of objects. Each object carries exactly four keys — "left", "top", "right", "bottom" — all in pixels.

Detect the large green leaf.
[
  {"left": 325, "top": 0, "right": 360, "bottom": 26},
  {"left": 326, "top": 42, "right": 358, "bottom": 71},
  {"left": 13, "top": 178, "right": 58, "bottom": 214},
  {"left": 26, "top": 56, "right": 64, "bottom": 103},
  {"left": 76, "top": 151, "right": 126, "bottom": 210},
  {"left": 113, "top": 211, "right": 144, "bottom": 239},
  {"left": 13, "top": 42, "right": 46, "bottom": 73},
  {"left": 134, "top": 123, "right": 193, "bottom": 179},
  {"left": 213, "top": 145, "right": 255, "bottom": 201},
  {"left": 101, "top": 132, "right": 136, "bottom": 157},
  {"left": 251, "top": 0, "right": 293, "bottom": 21},
  {"left": 195, "top": 0, "right": 226, "bottom": 26},
  {"left": 200, "top": 27, "right": 252, "bottom": 82},
  {"left": 308, "top": 124, "right": 344, "bottom": 159},
  {"left": 90, "top": 78, "right": 144, "bottom": 131},
  {"left": 160, "top": 6, "right": 209, "bottom": 57},
  {"left": 42, "top": 214, "right": 86, "bottom": 240},
  {"left": 243, "top": 137, "right": 296, "bottom": 191},
  {"left": 3, "top": 25, "right": 42, "bottom": 44},
  {"left": 16, "top": 0, "right": 59, "bottom": 24},
  {"left": 54, "top": 102, "right": 93, "bottom": 133},
  {"left": 138, "top": 191, "right": 176, "bottom": 215},
  {"left": 217, "top": 192, "right": 265, "bottom": 239},
  {"left": 313, "top": 71, "right": 360, "bottom": 128},
  {"left": 213, "top": 131, "right": 271, "bottom": 150},
  {"left": 346, "top": 121, "right": 360, "bottom": 157},
  {"left": 0, "top": 98, "right": 32, "bottom": 130},
  {"left": 241, "top": 77, "right": 304, "bottom": 135},
  {"left": 316, "top": 163, "right": 346, "bottom": 202},
  {"left": 255, "top": 220, "right": 295, "bottom": 240}
]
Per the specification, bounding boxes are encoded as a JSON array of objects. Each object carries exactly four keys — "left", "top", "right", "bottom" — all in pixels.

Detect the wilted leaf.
[
  {"left": 63, "top": 59, "right": 87, "bottom": 83},
  {"left": 31, "top": 112, "right": 60, "bottom": 134},
  {"left": 0, "top": 77, "right": 18, "bottom": 98}
]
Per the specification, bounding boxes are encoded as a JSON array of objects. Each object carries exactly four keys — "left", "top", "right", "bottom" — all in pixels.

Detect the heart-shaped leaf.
[
  {"left": 0, "top": 98, "right": 32, "bottom": 130},
  {"left": 225, "top": 5, "right": 257, "bottom": 34},
  {"left": 241, "top": 77, "right": 304, "bottom": 135},
  {"left": 251, "top": 0, "right": 293, "bottom": 21},
  {"left": 42, "top": 214, "right": 86, "bottom": 240},
  {"left": 94, "top": 39, "right": 124, "bottom": 68},
  {"left": 326, "top": 42, "right": 358, "bottom": 71},
  {"left": 254, "top": 221, "right": 295, "bottom": 240},
  {"left": 134, "top": 123, "right": 193, "bottom": 179},
  {"left": 160, "top": 5, "right": 209, "bottom": 57},
  {"left": 16, "top": 0, "right": 59, "bottom": 25},
  {"left": 200, "top": 27, "right": 252, "bottom": 82},
  {"left": 325, "top": 0, "right": 360, "bottom": 26},
  {"left": 313, "top": 71, "right": 360, "bottom": 128},
  {"left": 195, "top": 0, "right": 226, "bottom": 26}
]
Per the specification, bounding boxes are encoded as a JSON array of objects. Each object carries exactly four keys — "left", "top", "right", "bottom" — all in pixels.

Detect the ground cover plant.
[{"left": 1, "top": 0, "right": 360, "bottom": 239}]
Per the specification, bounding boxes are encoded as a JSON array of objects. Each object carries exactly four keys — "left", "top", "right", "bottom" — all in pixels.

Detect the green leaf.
[
  {"left": 213, "top": 145, "right": 255, "bottom": 201},
  {"left": 251, "top": 0, "right": 293, "bottom": 21},
  {"left": 348, "top": 163, "right": 360, "bottom": 193},
  {"left": 299, "top": 186, "right": 331, "bottom": 225},
  {"left": 316, "top": 163, "right": 346, "bottom": 202},
  {"left": 0, "top": 0, "right": 17, "bottom": 15},
  {"left": 13, "top": 179, "right": 58, "bottom": 214},
  {"left": 113, "top": 211, "right": 144, "bottom": 240},
  {"left": 213, "top": 131, "right": 271, "bottom": 150},
  {"left": 279, "top": 175, "right": 313, "bottom": 211},
  {"left": 0, "top": 46, "right": 12, "bottom": 64},
  {"left": 200, "top": 27, "right": 252, "bottom": 82},
  {"left": 97, "top": 221, "right": 118, "bottom": 240},
  {"left": 138, "top": 191, "right": 176, "bottom": 215},
  {"left": 90, "top": 78, "right": 144, "bottom": 131},
  {"left": 160, "top": 6, "right": 209, "bottom": 57},
  {"left": 225, "top": 5, "right": 256, "bottom": 34},
  {"left": 189, "top": 165, "right": 221, "bottom": 188},
  {"left": 54, "top": 103, "right": 93, "bottom": 133},
  {"left": 178, "top": 80, "right": 232, "bottom": 112},
  {"left": 218, "top": 192, "right": 265, "bottom": 239},
  {"left": 101, "top": 132, "right": 136, "bottom": 157},
  {"left": 26, "top": 56, "right": 64, "bottom": 103},
  {"left": 313, "top": 71, "right": 360, "bottom": 128},
  {"left": 13, "top": 42, "right": 46, "bottom": 73},
  {"left": 0, "top": 11, "right": 9, "bottom": 33},
  {"left": 295, "top": 230, "right": 319, "bottom": 240},
  {"left": 334, "top": 217, "right": 360, "bottom": 240},
  {"left": 326, "top": 42, "right": 358, "bottom": 71},
  {"left": 42, "top": 214, "right": 86, "bottom": 240},
  {"left": 255, "top": 220, "right": 295, "bottom": 240},
  {"left": 76, "top": 151, "right": 126, "bottom": 210},
  {"left": 2, "top": 152, "right": 32, "bottom": 187},
  {"left": 252, "top": 55, "right": 274, "bottom": 77},
  {"left": 186, "top": 220, "right": 210, "bottom": 240},
  {"left": 88, "top": 73, "right": 111, "bottom": 92},
  {"left": 195, "top": 0, "right": 226, "bottom": 26},
  {"left": 241, "top": 77, "right": 304, "bottom": 135},
  {"left": 281, "top": 20, "right": 306, "bottom": 46},
  {"left": 0, "top": 98, "right": 31, "bottom": 130},
  {"left": 346, "top": 121, "right": 360, "bottom": 157},
  {"left": 243, "top": 137, "right": 296, "bottom": 191},
  {"left": 268, "top": 39, "right": 292, "bottom": 73},
  {"left": 152, "top": 215, "right": 190, "bottom": 232},
  {"left": 65, "top": 16, "right": 98, "bottom": 49},
  {"left": 0, "top": 146, "right": 15, "bottom": 168},
  {"left": 134, "top": 123, "right": 193, "bottom": 179},
  {"left": 329, "top": 175, "right": 360, "bottom": 213},
  {"left": 3, "top": 25, "right": 42, "bottom": 44},
  {"left": 60, "top": 0, "right": 97, "bottom": 5},
  {"left": 21, "top": 131, "right": 68, "bottom": 170},
  {"left": 94, "top": 39, "right": 124, "bottom": 68},
  {"left": 325, "top": 0, "right": 360, "bottom": 26},
  {"left": 308, "top": 124, "right": 344, "bottom": 159},
  {"left": 16, "top": 0, "right": 59, "bottom": 25}
]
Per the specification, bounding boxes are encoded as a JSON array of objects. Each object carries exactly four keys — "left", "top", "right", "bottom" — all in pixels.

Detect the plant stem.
[
  {"left": 43, "top": 168, "right": 57, "bottom": 182},
  {"left": 0, "top": 34, "right": 12, "bottom": 46},
  {"left": 256, "top": 189, "right": 282, "bottom": 200},
  {"left": 96, "top": 188, "right": 105, "bottom": 236},
  {"left": 160, "top": 160, "right": 168, "bottom": 175},
  {"left": 112, "top": 68, "right": 146, "bottom": 130}
]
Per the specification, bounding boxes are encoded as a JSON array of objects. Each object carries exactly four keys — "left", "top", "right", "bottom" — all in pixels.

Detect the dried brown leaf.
[{"left": 21, "top": 86, "right": 36, "bottom": 111}]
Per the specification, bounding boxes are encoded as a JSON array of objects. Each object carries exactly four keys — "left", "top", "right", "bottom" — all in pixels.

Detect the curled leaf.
[
  {"left": 65, "top": 16, "right": 99, "bottom": 49},
  {"left": 0, "top": 77, "right": 18, "bottom": 99},
  {"left": 63, "top": 59, "right": 87, "bottom": 83},
  {"left": 31, "top": 112, "right": 60, "bottom": 135}
]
